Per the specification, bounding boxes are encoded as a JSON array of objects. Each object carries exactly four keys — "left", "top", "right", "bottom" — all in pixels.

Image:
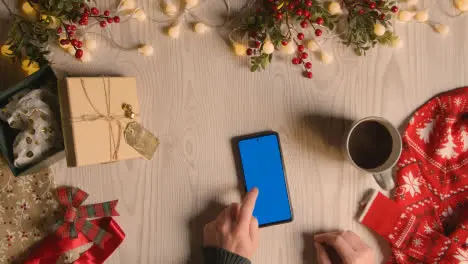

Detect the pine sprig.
[
  {"left": 241, "top": 0, "right": 337, "bottom": 78},
  {"left": 6, "top": 16, "right": 56, "bottom": 65},
  {"left": 341, "top": 0, "right": 398, "bottom": 56}
]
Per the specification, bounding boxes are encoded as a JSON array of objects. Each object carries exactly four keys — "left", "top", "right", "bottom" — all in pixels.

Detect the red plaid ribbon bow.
[{"left": 53, "top": 187, "right": 119, "bottom": 248}]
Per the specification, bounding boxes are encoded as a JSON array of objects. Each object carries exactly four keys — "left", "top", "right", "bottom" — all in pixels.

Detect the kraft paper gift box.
[
  {"left": 59, "top": 77, "right": 142, "bottom": 167},
  {"left": 0, "top": 66, "right": 65, "bottom": 176}
]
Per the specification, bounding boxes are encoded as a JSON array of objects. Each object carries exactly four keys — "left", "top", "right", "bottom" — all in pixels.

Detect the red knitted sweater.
[{"left": 359, "top": 88, "right": 468, "bottom": 263}]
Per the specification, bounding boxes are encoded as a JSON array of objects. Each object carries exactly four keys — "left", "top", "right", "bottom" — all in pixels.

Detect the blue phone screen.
[{"left": 238, "top": 134, "right": 292, "bottom": 226}]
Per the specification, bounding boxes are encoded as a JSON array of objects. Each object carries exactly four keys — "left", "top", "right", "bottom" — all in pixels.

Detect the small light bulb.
[
  {"left": 320, "top": 51, "right": 334, "bottom": 64},
  {"left": 262, "top": 41, "right": 275, "bottom": 54},
  {"left": 168, "top": 24, "right": 181, "bottom": 39},
  {"left": 373, "top": 23, "right": 386, "bottom": 36},
  {"left": 328, "top": 2, "right": 342, "bottom": 15},
  {"left": 232, "top": 42, "right": 247, "bottom": 56},
  {"left": 138, "top": 44, "right": 154, "bottom": 56},
  {"left": 414, "top": 10, "right": 429, "bottom": 22},
  {"left": 194, "top": 23, "right": 209, "bottom": 34},
  {"left": 185, "top": 0, "right": 199, "bottom": 9},
  {"left": 84, "top": 38, "right": 97, "bottom": 51},
  {"left": 133, "top": 8, "right": 147, "bottom": 21}
]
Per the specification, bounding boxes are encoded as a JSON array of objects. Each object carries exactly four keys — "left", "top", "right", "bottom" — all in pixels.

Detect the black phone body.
[{"left": 232, "top": 131, "right": 293, "bottom": 227}]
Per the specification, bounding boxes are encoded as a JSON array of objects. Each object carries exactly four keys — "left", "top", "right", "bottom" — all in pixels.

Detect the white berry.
[{"left": 138, "top": 44, "right": 154, "bottom": 56}]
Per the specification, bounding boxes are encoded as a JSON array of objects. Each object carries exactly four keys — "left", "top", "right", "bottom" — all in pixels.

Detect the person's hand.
[
  {"left": 203, "top": 188, "right": 259, "bottom": 259},
  {"left": 314, "top": 231, "right": 375, "bottom": 264}
]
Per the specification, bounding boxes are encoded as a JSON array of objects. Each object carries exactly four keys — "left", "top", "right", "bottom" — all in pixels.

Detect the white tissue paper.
[{"left": 0, "top": 88, "right": 63, "bottom": 168}]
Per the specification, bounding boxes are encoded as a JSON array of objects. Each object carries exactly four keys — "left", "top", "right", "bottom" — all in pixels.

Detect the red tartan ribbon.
[
  {"left": 24, "top": 217, "right": 125, "bottom": 264},
  {"left": 53, "top": 187, "right": 120, "bottom": 248}
]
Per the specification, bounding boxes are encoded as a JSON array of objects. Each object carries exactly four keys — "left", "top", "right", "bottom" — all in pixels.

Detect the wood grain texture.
[{"left": 1, "top": 1, "right": 468, "bottom": 263}]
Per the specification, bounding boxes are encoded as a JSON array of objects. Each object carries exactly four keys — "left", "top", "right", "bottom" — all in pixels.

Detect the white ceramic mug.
[{"left": 345, "top": 116, "right": 402, "bottom": 190}]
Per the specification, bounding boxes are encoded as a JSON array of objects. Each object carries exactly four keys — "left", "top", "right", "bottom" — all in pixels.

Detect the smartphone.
[{"left": 233, "top": 131, "right": 293, "bottom": 227}]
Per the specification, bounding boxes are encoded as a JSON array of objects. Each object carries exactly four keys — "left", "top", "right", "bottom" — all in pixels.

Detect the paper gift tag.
[{"left": 124, "top": 122, "right": 159, "bottom": 160}]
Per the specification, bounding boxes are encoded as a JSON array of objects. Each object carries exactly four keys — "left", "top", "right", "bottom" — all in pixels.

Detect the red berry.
[
  {"left": 276, "top": 13, "right": 283, "bottom": 20},
  {"left": 306, "top": 71, "right": 313, "bottom": 78},
  {"left": 316, "top": 17, "right": 324, "bottom": 25},
  {"left": 391, "top": 6, "right": 398, "bottom": 13},
  {"left": 100, "top": 21, "right": 107, "bottom": 27},
  {"left": 113, "top": 16, "right": 120, "bottom": 23},
  {"left": 83, "top": 9, "right": 89, "bottom": 15},
  {"left": 315, "top": 29, "right": 322, "bottom": 37},
  {"left": 303, "top": 10, "right": 310, "bottom": 18},
  {"left": 56, "top": 27, "right": 62, "bottom": 34},
  {"left": 60, "top": 39, "right": 70, "bottom": 45},
  {"left": 306, "top": 0, "right": 312, "bottom": 7},
  {"left": 68, "top": 31, "right": 75, "bottom": 37},
  {"left": 287, "top": 3, "right": 295, "bottom": 10},
  {"left": 292, "top": 58, "right": 300, "bottom": 64},
  {"left": 71, "top": 39, "right": 78, "bottom": 46},
  {"left": 65, "top": 25, "right": 72, "bottom": 31},
  {"left": 369, "top": 2, "right": 376, "bottom": 9},
  {"left": 82, "top": 12, "right": 89, "bottom": 19},
  {"left": 91, "top": 7, "right": 99, "bottom": 15},
  {"left": 246, "top": 48, "right": 253, "bottom": 56},
  {"left": 71, "top": 25, "right": 76, "bottom": 31},
  {"left": 75, "top": 49, "right": 83, "bottom": 59},
  {"left": 301, "top": 52, "right": 308, "bottom": 59},
  {"left": 107, "top": 17, "right": 113, "bottom": 23},
  {"left": 305, "top": 62, "right": 312, "bottom": 69},
  {"left": 300, "top": 20, "right": 308, "bottom": 28},
  {"left": 297, "top": 44, "right": 304, "bottom": 52},
  {"left": 104, "top": 10, "right": 110, "bottom": 16},
  {"left": 296, "top": 9, "right": 303, "bottom": 16},
  {"left": 281, "top": 41, "right": 288, "bottom": 46},
  {"left": 358, "top": 9, "right": 365, "bottom": 15},
  {"left": 76, "top": 41, "right": 83, "bottom": 48},
  {"left": 379, "top": 13, "right": 386, "bottom": 20},
  {"left": 297, "top": 33, "right": 304, "bottom": 40},
  {"left": 255, "top": 41, "right": 261, "bottom": 48},
  {"left": 79, "top": 20, "right": 86, "bottom": 25}
]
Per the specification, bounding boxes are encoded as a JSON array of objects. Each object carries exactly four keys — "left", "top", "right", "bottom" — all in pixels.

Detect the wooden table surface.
[{"left": 1, "top": 1, "right": 468, "bottom": 263}]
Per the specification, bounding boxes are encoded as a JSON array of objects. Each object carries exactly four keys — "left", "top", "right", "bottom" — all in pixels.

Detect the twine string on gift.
[{"left": 69, "top": 78, "right": 139, "bottom": 162}]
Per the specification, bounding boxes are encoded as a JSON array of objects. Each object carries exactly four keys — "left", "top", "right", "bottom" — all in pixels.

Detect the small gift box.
[
  {"left": 0, "top": 66, "right": 65, "bottom": 176},
  {"left": 59, "top": 77, "right": 143, "bottom": 167}
]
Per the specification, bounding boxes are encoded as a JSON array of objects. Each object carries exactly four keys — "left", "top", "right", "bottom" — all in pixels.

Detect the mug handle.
[{"left": 372, "top": 170, "right": 395, "bottom": 190}]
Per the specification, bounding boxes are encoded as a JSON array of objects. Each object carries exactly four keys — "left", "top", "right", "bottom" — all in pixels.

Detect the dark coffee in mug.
[{"left": 348, "top": 120, "right": 393, "bottom": 169}]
